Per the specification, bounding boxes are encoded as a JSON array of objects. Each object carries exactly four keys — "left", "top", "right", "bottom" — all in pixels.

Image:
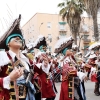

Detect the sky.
[
  {"left": 0, "top": 0, "right": 63, "bottom": 36},
  {"left": 0, "top": 0, "right": 99, "bottom": 37}
]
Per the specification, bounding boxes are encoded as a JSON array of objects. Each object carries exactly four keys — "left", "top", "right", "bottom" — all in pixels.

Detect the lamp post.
[{"left": 39, "top": 22, "right": 43, "bottom": 34}]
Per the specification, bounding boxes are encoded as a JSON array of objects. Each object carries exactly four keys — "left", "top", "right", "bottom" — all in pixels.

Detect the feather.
[
  {"left": 0, "top": 51, "right": 10, "bottom": 67},
  {"left": 54, "top": 36, "right": 73, "bottom": 49}
]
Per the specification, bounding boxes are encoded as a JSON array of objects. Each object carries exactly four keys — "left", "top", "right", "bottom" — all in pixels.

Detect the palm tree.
[
  {"left": 80, "top": 0, "right": 100, "bottom": 41},
  {"left": 58, "top": 0, "right": 85, "bottom": 44}
]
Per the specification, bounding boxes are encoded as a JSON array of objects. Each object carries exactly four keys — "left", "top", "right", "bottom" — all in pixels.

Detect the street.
[{"left": 55, "top": 80, "right": 100, "bottom": 100}]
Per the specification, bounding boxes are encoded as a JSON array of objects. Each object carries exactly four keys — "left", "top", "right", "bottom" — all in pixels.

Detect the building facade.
[{"left": 22, "top": 13, "right": 96, "bottom": 55}]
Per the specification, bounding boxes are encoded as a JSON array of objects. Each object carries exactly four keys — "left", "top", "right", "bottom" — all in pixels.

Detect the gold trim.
[
  {"left": 6, "top": 65, "right": 13, "bottom": 74},
  {"left": 69, "top": 92, "right": 72, "bottom": 94},
  {"left": 10, "top": 92, "right": 15, "bottom": 95},
  {"left": 68, "top": 87, "right": 73, "bottom": 88},
  {"left": 69, "top": 81, "right": 72, "bottom": 82},
  {"left": 10, "top": 85, "right": 14, "bottom": 88}
]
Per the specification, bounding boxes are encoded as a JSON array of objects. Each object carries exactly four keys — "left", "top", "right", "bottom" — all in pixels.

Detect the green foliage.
[{"left": 58, "top": 0, "right": 85, "bottom": 44}]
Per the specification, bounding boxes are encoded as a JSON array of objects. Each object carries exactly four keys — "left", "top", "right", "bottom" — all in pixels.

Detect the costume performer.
[
  {"left": 0, "top": 15, "right": 36, "bottom": 100},
  {"left": 34, "top": 35, "right": 57, "bottom": 100},
  {"left": 23, "top": 43, "right": 42, "bottom": 100},
  {"left": 54, "top": 36, "right": 87, "bottom": 100}
]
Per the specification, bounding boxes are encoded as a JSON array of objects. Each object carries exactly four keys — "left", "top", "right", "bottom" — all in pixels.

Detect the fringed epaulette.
[{"left": 0, "top": 51, "right": 10, "bottom": 67}]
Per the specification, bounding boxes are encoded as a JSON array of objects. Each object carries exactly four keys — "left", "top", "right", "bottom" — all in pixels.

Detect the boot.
[{"left": 94, "top": 82, "right": 100, "bottom": 96}]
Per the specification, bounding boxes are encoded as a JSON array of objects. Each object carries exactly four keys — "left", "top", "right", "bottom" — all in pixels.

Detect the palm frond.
[
  {"left": 59, "top": 8, "right": 66, "bottom": 15},
  {"left": 62, "top": 12, "right": 68, "bottom": 21},
  {"left": 57, "top": 2, "right": 65, "bottom": 8}
]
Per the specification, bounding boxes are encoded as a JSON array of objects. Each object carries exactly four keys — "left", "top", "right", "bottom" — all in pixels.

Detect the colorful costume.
[
  {"left": 34, "top": 35, "right": 57, "bottom": 100},
  {"left": 0, "top": 15, "right": 35, "bottom": 100},
  {"left": 85, "top": 42, "right": 100, "bottom": 96},
  {"left": 54, "top": 36, "right": 86, "bottom": 100}
]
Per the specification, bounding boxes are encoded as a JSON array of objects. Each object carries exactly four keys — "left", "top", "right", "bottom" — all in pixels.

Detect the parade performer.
[
  {"left": 51, "top": 53, "right": 63, "bottom": 82},
  {"left": 0, "top": 15, "right": 36, "bottom": 100},
  {"left": 86, "top": 53, "right": 99, "bottom": 96},
  {"left": 85, "top": 42, "right": 100, "bottom": 96},
  {"left": 34, "top": 35, "right": 57, "bottom": 100},
  {"left": 72, "top": 45, "right": 86, "bottom": 100},
  {"left": 54, "top": 36, "right": 87, "bottom": 100},
  {"left": 23, "top": 43, "right": 42, "bottom": 100},
  {"left": 23, "top": 43, "right": 35, "bottom": 61}
]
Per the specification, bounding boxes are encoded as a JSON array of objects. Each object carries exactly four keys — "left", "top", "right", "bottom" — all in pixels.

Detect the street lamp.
[{"left": 39, "top": 22, "right": 43, "bottom": 34}]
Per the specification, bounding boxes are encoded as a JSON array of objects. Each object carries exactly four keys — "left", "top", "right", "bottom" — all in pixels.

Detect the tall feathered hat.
[
  {"left": 72, "top": 44, "right": 79, "bottom": 51},
  {"left": 54, "top": 36, "right": 74, "bottom": 54},
  {"left": 89, "top": 42, "right": 100, "bottom": 50},
  {"left": 26, "top": 43, "right": 34, "bottom": 53},
  {"left": 0, "top": 14, "right": 25, "bottom": 50},
  {"left": 34, "top": 35, "right": 47, "bottom": 49}
]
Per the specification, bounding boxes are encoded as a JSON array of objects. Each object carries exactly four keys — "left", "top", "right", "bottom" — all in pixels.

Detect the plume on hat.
[
  {"left": 34, "top": 35, "right": 47, "bottom": 49},
  {"left": 0, "top": 14, "right": 24, "bottom": 50},
  {"left": 54, "top": 36, "right": 74, "bottom": 53}
]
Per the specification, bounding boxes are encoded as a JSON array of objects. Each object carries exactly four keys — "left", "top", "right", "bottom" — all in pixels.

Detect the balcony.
[
  {"left": 59, "top": 22, "right": 66, "bottom": 25},
  {"left": 59, "top": 28, "right": 67, "bottom": 32},
  {"left": 59, "top": 23, "right": 67, "bottom": 32}
]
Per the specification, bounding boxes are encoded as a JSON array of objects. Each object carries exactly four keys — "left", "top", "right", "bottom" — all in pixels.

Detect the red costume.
[
  {"left": 59, "top": 56, "right": 77, "bottom": 100},
  {"left": 33, "top": 35, "right": 57, "bottom": 99},
  {"left": 54, "top": 37, "right": 86, "bottom": 100},
  {"left": 34, "top": 64, "right": 56, "bottom": 98},
  {"left": 0, "top": 15, "right": 36, "bottom": 100}
]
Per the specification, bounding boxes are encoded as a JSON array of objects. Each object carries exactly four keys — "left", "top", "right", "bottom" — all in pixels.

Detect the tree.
[
  {"left": 80, "top": 0, "right": 100, "bottom": 41},
  {"left": 58, "top": 0, "right": 85, "bottom": 44}
]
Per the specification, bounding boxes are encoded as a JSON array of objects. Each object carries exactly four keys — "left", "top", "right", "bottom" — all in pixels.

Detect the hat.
[
  {"left": 54, "top": 36, "right": 74, "bottom": 53},
  {"left": 0, "top": 14, "right": 25, "bottom": 50},
  {"left": 34, "top": 35, "right": 47, "bottom": 49},
  {"left": 89, "top": 42, "right": 100, "bottom": 50},
  {"left": 26, "top": 43, "right": 34, "bottom": 53},
  {"left": 72, "top": 44, "right": 78, "bottom": 51},
  {"left": 89, "top": 54, "right": 97, "bottom": 59}
]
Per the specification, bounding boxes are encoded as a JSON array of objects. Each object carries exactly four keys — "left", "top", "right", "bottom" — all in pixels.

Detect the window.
[
  {"left": 47, "top": 22, "right": 51, "bottom": 28},
  {"left": 59, "top": 25, "right": 65, "bottom": 30},
  {"left": 83, "top": 35, "right": 89, "bottom": 40},
  {"left": 49, "top": 46, "right": 51, "bottom": 52},
  {"left": 48, "top": 34, "right": 52, "bottom": 42},
  {"left": 29, "top": 27, "right": 31, "bottom": 33},
  {"left": 59, "top": 32, "right": 66, "bottom": 39},
  {"left": 32, "top": 25, "right": 34, "bottom": 31},
  {"left": 59, "top": 31, "right": 66, "bottom": 36}
]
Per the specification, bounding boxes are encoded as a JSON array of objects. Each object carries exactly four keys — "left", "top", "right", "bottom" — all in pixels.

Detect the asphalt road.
[{"left": 55, "top": 80, "right": 100, "bottom": 100}]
